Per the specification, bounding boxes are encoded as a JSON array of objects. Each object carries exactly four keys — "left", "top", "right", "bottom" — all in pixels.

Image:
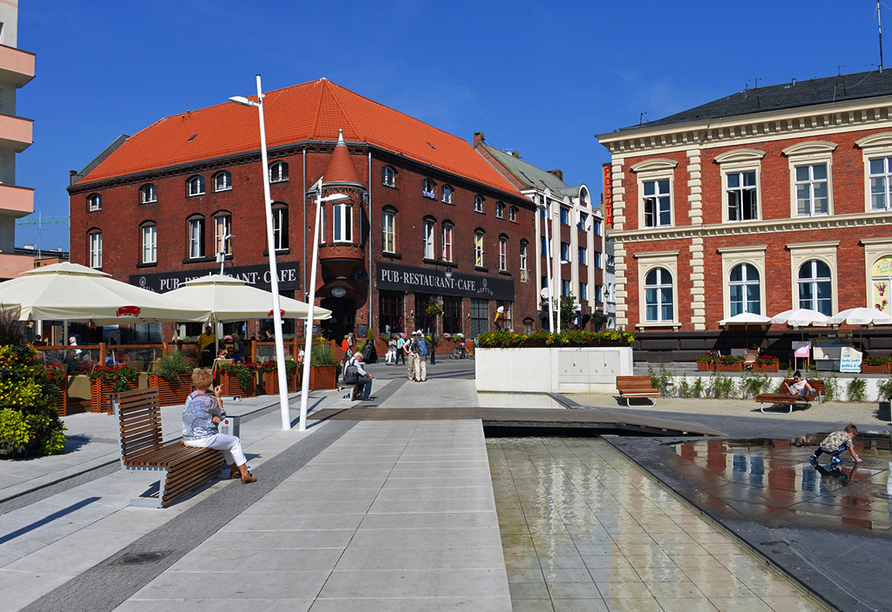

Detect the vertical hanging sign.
[{"left": 602, "top": 163, "right": 613, "bottom": 228}]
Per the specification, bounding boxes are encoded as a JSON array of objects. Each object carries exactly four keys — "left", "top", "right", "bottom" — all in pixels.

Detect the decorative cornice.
[
  {"left": 782, "top": 140, "right": 838, "bottom": 156},
  {"left": 609, "top": 211, "right": 892, "bottom": 243},
  {"left": 631, "top": 158, "right": 678, "bottom": 172},
  {"left": 714, "top": 148, "right": 766, "bottom": 164}
]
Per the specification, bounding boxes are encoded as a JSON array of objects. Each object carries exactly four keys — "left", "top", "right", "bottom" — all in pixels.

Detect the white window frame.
[
  {"left": 560, "top": 241, "right": 571, "bottom": 263},
  {"left": 715, "top": 149, "right": 765, "bottom": 224},
  {"left": 856, "top": 132, "right": 892, "bottom": 212},
  {"left": 578, "top": 246, "right": 587, "bottom": 266},
  {"left": 214, "top": 214, "right": 232, "bottom": 255},
  {"left": 89, "top": 232, "right": 102, "bottom": 268},
  {"left": 141, "top": 224, "right": 157, "bottom": 264},
  {"left": 442, "top": 224, "right": 453, "bottom": 262},
  {"left": 474, "top": 195, "right": 484, "bottom": 213},
  {"left": 783, "top": 141, "right": 836, "bottom": 218},
  {"left": 561, "top": 279, "right": 571, "bottom": 298},
  {"left": 188, "top": 217, "right": 204, "bottom": 259},
  {"left": 474, "top": 232, "right": 484, "bottom": 267},
  {"left": 140, "top": 184, "right": 156, "bottom": 204},
  {"left": 269, "top": 161, "right": 289, "bottom": 183},
  {"left": 509, "top": 206, "right": 517, "bottom": 222},
  {"left": 272, "top": 206, "right": 288, "bottom": 251},
  {"left": 382, "top": 210, "right": 396, "bottom": 254},
  {"left": 499, "top": 236, "right": 508, "bottom": 271},
  {"left": 634, "top": 250, "right": 679, "bottom": 329},
  {"left": 382, "top": 166, "right": 396, "bottom": 188},
  {"left": 495, "top": 201, "right": 505, "bottom": 218},
  {"left": 88, "top": 193, "right": 102, "bottom": 211},
  {"left": 423, "top": 219, "right": 435, "bottom": 259},
  {"left": 422, "top": 179, "right": 436, "bottom": 199},
  {"left": 333, "top": 201, "right": 352, "bottom": 243},
  {"left": 319, "top": 206, "right": 326, "bottom": 245},
  {"left": 213, "top": 171, "right": 232, "bottom": 192},
  {"left": 718, "top": 245, "right": 766, "bottom": 320},
  {"left": 632, "top": 158, "right": 677, "bottom": 229},
  {"left": 520, "top": 240, "right": 528, "bottom": 271},
  {"left": 788, "top": 241, "right": 839, "bottom": 316},
  {"left": 187, "top": 176, "right": 205, "bottom": 197},
  {"left": 441, "top": 185, "right": 453, "bottom": 204},
  {"left": 580, "top": 282, "right": 588, "bottom": 301}
]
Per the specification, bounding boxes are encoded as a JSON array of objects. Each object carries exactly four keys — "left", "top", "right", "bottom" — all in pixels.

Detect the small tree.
[{"left": 556, "top": 294, "right": 578, "bottom": 331}]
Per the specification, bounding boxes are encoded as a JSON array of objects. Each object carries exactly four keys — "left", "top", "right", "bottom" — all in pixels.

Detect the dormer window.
[
  {"left": 187, "top": 176, "right": 205, "bottom": 197},
  {"left": 382, "top": 166, "right": 397, "bottom": 188},
  {"left": 87, "top": 193, "right": 102, "bottom": 211},
  {"left": 442, "top": 185, "right": 454, "bottom": 204},
  {"left": 422, "top": 179, "right": 436, "bottom": 199},
  {"left": 213, "top": 171, "right": 232, "bottom": 192}
]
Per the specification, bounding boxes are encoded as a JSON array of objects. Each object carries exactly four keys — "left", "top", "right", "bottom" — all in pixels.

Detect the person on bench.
[
  {"left": 182, "top": 368, "right": 256, "bottom": 484},
  {"left": 784, "top": 371, "right": 813, "bottom": 398},
  {"left": 346, "top": 352, "right": 375, "bottom": 401}
]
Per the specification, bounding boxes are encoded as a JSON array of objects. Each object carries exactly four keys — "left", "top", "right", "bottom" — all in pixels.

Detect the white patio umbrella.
[
  {"left": 164, "top": 274, "right": 332, "bottom": 323},
  {"left": 770, "top": 308, "right": 830, "bottom": 327},
  {"left": 828, "top": 307, "right": 892, "bottom": 326},
  {"left": 0, "top": 262, "right": 209, "bottom": 326},
  {"left": 719, "top": 312, "right": 772, "bottom": 346}
]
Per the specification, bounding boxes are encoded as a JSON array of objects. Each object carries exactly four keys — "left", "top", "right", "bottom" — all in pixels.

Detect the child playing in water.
[{"left": 810, "top": 424, "right": 862, "bottom": 466}]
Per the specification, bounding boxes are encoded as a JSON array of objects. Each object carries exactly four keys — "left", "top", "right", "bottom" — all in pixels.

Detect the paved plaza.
[{"left": 0, "top": 359, "right": 888, "bottom": 610}]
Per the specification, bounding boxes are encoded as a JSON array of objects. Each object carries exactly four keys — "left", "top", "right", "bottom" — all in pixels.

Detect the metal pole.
[
  {"left": 298, "top": 181, "right": 322, "bottom": 432},
  {"left": 254, "top": 74, "right": 291, "bottom": 431}
]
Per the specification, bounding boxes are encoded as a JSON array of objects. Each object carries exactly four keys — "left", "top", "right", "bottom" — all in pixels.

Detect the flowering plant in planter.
[
  {"left": 863, "top": 355, "right": 892, "bottom": 366},
  {"left": 261, "top": 360, "right": 298, "bottom": 376},
  {"left": 755, "top": 354, "right": 779, "bottom": 366},
  {"left": 718, "top": 355, "right": 742, "bottom": 365},
  {"left": 89, "top": 363, "right": 139, "bottom": 392},
  {"left": 476, "top": 330, "right": 635, "bottom": 349},
  {"left": 217, "top": 362, "right": 257, "bottom": 393},
  {"left": 696, "top": 353, "right": 714, "bottom": 362},
  {"left": 46, "top": 364, "right": 67, "bottom": 384}
]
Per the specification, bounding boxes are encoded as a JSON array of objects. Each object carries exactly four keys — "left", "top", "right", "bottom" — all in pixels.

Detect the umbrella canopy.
[
  {"left": 164, "top": 274, "right": 332, "bottom": 322},
  {"left": 718, "top": 312, "right": 772, "bottom": 326},
  {"left": 0, "top": 262, "right": 209, "bottom": 325},
  {"left": 770, "top": 308, "right": 830, "bottom": 327},
  {"left": 828, "top": 307, "right": 892, "bottom": 326}
]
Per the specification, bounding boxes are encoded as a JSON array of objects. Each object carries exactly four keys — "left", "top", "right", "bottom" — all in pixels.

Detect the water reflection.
[{"left": 674, "top": 434, "right": 892, "bottom": 529}]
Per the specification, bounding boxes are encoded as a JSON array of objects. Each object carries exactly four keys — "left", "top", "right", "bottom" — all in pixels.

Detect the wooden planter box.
[
  {"left": 148, "top": 373, "right": 193, "bottom": 406},
  {"left": 54, "top": 381, "right": 67, "bottom": 417},
  {"left": 309, "top": 364, "right": 337, "bottom": 390},
  {"left": 715, "top": 362, "right": 743, "bottom": 372},
  {"left": 696, "top": 361, "right": 713, "bottom": 372},
  {"left": 861, "top": 363, "right": 891, "bottom": 374},
  {"left": 219, "top": 371, "right": 256, "bottom": 397},
  {"left": 753, "top": 362, "right": 779, "bottom": 373},
  {"left": 263, "top": 370, "right": 298, "bottom": 395},
  {"left": 90, "top": 379, "right": 137, "bottom": 413}
]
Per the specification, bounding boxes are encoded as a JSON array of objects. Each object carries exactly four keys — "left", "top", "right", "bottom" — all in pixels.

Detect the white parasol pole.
[{"left": 299, "top": 178, "right": 323, "bottom": 432}]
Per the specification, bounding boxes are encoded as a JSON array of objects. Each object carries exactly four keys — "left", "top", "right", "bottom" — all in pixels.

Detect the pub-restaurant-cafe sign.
[
  {"left": 376, "top": 262, "right": 514, "bottom": 301},
  {"left": 130, "top": 261, "right": 301, "bottom": 293}
]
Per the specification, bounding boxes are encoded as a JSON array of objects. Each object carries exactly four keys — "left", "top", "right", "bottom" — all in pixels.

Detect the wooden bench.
[
  {"left": 616, "top": 376, "right": 660, "bottom": 407},
  {"left": 756, "top": 379, "right": 825, "bottom": 414},
  {"left": 113, "top": 387, "right": 225, "bottom": 508}
]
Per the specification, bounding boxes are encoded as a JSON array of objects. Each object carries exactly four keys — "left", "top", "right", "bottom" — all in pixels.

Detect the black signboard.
[
  {"left": 376, "top": 261, "right": 514, "bottom": 301},
  {"left": 130, "top": 261, "right": 301, "bottom": 293}
]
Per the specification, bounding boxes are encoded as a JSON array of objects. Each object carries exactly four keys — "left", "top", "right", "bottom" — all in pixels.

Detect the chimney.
[
  {"left": 473, "top": 131, "right": 484, "bottom": 147},
  {"left": 548, "top": 169, "right": 564, "bottom": 181}
]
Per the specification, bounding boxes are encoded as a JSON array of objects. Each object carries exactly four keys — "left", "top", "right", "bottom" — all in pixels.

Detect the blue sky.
[{"left": 14, "top": 0, "right": 888, "bottom": 251}]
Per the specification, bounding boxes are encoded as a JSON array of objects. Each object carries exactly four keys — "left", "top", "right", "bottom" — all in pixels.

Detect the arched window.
[
  {"left": 139, "top": 184, "right": 156, "bottom": 204},
  {"left": 423, "top": 217, "right": 436, "bottom": 259},
  {"left": 474, "top": 195, "right": 485, "bottom": 213},
  {"left": 382, "top": 207, "right": 397, "bottom": 254},
  {"left": 798, "top": 260, "right": 832, "bottom": 315},
  {"left": 382, "top": 166, "right": 396, "bottom": 188},
  {"left": 87, "top": 193, "right": 102, "bottom": 211},
  {"left": 474, "top": 230, "right": 485, "bottom": 267},
  {"left": 519, "top": 240, "right": 528, "bottom": 272},
  {"left": 729, "top": 263, "right": 761, "bottom": 316},
  {"left": 272, "top": 203, "right": 288, "bottom": 251},
  {"left": 645, "top": 268, "right": 673, "bottom": 322},
  {"left": 422, "top": 179, "right": 436, "bottom": 199},
  {"left": 269, "top": 161, "right": 289, "bottom": 183},
  {"left": 509, "top": 206, "right": 518, "bottom": 222},
  {"left": 187, "top": 176, "right": 205, "bottom": 197},
  {"left": 214, "top": 213, "right": 232, "bottom": 255},
  {"left": 88, "top": 229, "right": 102, "bottom": 268},
  {"left": 442, "top": 185, "right": 454, "bottom": 204},
  {"left": 187, "top": 215, "right": 205, "bottom": 258},
  {"left": 442, "top": 222, "right": 454, "bottom": 262},
  {"left": 213, "top": 171, "right": 232, "bottom": 192},
  {"left": 140, "top": 222, "right": 157, "bottom": 264},
  {"left": 495, "top": 201, "right": 505, "bottom": 218},
  {"left": 498, "top": 234, "right": 508, "bottom": 271}
]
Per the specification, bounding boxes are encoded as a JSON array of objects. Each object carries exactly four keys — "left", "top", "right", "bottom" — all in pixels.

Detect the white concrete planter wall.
[{"left": 475, "top": 346, "right": 634, "bottom": 394}]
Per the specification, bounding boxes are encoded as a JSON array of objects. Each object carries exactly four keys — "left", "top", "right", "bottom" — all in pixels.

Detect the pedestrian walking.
[
  {"left": 386, "top": 337, "right": 397, "bottom": 365},
  {"left": 396, "top": 334, "right": 406, "bottom": 365},
  {"left": 405, "top": 331, "right": 416, "bottom": 381},
  {"left": 413, "top": 330, "right": 427, "bottom": 382}
]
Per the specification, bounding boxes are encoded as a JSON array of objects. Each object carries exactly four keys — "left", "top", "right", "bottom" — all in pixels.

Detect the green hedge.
[{"left": 476, "top": 330, "right": 635, "bottom": 349}]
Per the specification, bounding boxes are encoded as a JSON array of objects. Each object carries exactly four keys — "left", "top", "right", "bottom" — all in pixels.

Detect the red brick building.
[
  {"left": 67, "top": 79, "right": 537, "bottom": 342},
  {"left": 597, "top": 70, "right": 892, "bottom": 360}
]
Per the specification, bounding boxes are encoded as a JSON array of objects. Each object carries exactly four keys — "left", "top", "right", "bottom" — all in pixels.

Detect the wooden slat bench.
[
  {"left": 113, "top": 387, "right": 225, "bottom": 508},
  {"left": 755, "top": 379, "right": 825, "bottom": 414},
  {"left": 616, "top": 376, "right": 660, "bottom": 407}
]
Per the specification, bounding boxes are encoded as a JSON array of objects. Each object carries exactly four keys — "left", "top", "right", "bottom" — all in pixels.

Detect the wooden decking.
[{"left": 310, "top": 406, "right": 725, "bottom": 437}]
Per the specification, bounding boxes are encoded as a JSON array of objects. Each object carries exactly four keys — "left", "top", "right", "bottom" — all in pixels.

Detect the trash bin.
[{"left": 219, "top": 415, "right": 240, "bottom": 438}]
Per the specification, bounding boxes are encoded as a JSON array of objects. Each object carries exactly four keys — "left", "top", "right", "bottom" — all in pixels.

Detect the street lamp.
[
  {"left": 537, "top": 200, "right": 555, "bottom": 332},
  {"left": 298, "top": 189, "right": 351, "bottom": 432},
  {"left": 229, "top": 75, "right": 292, "bottom": 430},
  {"left": 216, "top": 234, "right": 234, "bottom": 275}
]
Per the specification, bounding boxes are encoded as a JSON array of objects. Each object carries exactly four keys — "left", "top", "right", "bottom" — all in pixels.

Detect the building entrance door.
[{"left": 320, "top": 297, "right": 355, "bottom": 342}]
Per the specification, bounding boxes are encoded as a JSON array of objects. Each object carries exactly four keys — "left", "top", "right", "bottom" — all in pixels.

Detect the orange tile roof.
[{"left": 78, "top": 79, "right": 523, "bottom": 197}]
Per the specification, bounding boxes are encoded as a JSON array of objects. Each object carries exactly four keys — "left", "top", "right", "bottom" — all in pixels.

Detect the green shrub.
[
  {"left": 647, "top": 362, "right": 674, "bottom": 396},
  {"left": 847, "top": 377, "right": 868, "bottom": 402},
  {"left": 740, "top": 372, "right": 772, "bottom": 398},
  {"left": 476, "top": 329, "right": 635, "bottom": 348},
  {"left": 154, "top": 351, "right": 194, "bottom": 384},
  {"left": 878, "top": 377, "right": 892, "bottom": 401},
  {"left": 691, "top": 377, "right": 705, "bottom": 398},
  {"left": 709, "top": 372, "right": 737, "bottom": 398},
  {"left": 677, "top": 375, "right": 691, "bottom": 398},
  {"left": 822, "top": 374, "right": 840, "bottom": 402}
]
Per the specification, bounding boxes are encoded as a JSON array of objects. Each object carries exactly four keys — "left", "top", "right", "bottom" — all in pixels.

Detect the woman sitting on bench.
[
  {"left": 182, "top": 368, "right": 256, "bottom": 484},
  {"left": 784, "top": 371, "right": 813, "bottom": 398}
]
